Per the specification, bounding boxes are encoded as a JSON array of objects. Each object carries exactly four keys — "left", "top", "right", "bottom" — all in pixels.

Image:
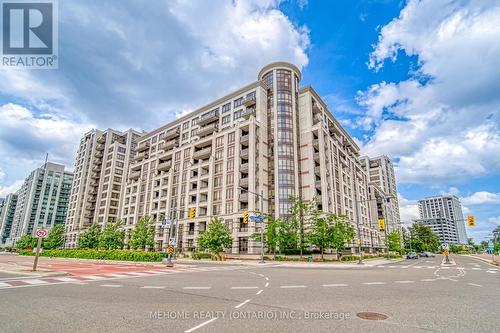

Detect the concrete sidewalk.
[
  {"left": 174, "top": 257, "right": 403, "bottom": 268},
  {"left": 0, "top": 261, "right": 69, "bottom": 278},
  {"left": 465, "top": 254, "right": 500, "bottom": 266}
]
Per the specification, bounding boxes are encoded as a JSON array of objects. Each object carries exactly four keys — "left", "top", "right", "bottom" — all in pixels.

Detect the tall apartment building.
[
  {"left": 4, "top": 163, "right": 73, "bottom": 245},
  {"left": 416, "top": 195, "right": 467, "bottom": 244},
  {"left": 119, "top": 62, "right": 385, "bottom": 254},
  {"left": 360, "top": 155, "right": 401, "bottom": 233},
  {"left": 0, "top": 194, "right": 18, "bottom": 245},
  {"left": 65, "top": 128, "right": 142, "bottom": 248}
]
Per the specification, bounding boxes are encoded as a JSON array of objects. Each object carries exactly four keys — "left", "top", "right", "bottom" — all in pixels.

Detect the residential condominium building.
[
  {"left": 4, "top": 163, "right": 73, "bottom": 246},
  {"left": 65, "top": 128, "right": 142, "bottom": 248},
  {"left": 0, "top": 194, "right": 18, "bottom": 245},
  {"left": 120, "top": 62, "right": 385, "bottom": 254},
  {"left": 416, "top": 195, "right": 467, "bottom": 244},
  {"left": 360, "top": 155, "right": 401, "bottom": 233}
]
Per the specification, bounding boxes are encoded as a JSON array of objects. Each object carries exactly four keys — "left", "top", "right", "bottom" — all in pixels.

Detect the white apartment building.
[
  {"left": 119, "top": 62, "right": 385, "bottom": 254},
  {"left": 417, "top": 195, "right": 467, "bottom": 244},
  {"left": 360, "top": 155, "right": 401, "bottom": 233},
  {"left": 65, "top": 128, "right": 142, "bottom": 248},
  {"left": 4, "top": 163, "right": 73, "bottom": 246}
]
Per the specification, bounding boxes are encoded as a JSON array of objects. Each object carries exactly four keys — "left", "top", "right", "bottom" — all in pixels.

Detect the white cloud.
[
  {"left": 397, "top": 193, "right": 419, "bottom": 224},
  {"left": 461, "top": 191, "right": 500, "bottom": 205},
  {"left": 488, "top": 216, "right": 500, "bottom": 225},
  {"left": 359, "top": 0, "right": 500, "bottom": 185},
  {"left": 0, "top": 180, "right": 24, "bottom": 198}
]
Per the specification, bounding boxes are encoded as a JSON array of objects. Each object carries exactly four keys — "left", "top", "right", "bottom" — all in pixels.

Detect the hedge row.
[
  {"left": 340, "top": 253, "right": 401, "bottom": 261},
  {"left": 192, "top": 252, "right": 212, "bottom": 260},
  {"left": 19, "top": 249, "right": 163, "bottom": 262}
]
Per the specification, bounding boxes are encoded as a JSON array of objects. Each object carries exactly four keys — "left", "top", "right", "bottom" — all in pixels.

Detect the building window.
[
  {"left": 222, "top": 115, "right": 230, "bottom": 125},
  {"left": 234, "top": 97, "right": 243, "bottom": 108},
  {"left": 228, "top": 132, "right": 235, "bottom": 144},
  {"left": 222, "top": 103, "right": 231, "bottom": 113}
]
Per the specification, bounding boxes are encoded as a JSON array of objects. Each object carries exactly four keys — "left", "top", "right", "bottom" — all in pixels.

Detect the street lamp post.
[{"left": 239, "top": 187, "right": 265, "bottom": 263}]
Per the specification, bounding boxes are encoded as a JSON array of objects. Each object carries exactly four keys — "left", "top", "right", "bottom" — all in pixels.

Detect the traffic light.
[
  {"left": 378, "top": 218, "right": 385, "bottom": 231},
  {"left": 189, "top": 207, "right": 196, "bottom": 220},
  {"left": 243, "top": 211, "right": 249, "bottom": 224},
  {"left": 467, "top": 215, "right": 475, "bottom": 226}
]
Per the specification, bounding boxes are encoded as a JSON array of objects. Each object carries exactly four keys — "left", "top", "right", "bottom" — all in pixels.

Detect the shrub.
[
  {"left": 341, "top": 255, "right": 360, "bottom": 261},
  {"left": 192, "top": 252, "right": 212, "bottom": 260},
  {"left": 18, "top": 249, "right": 162, "bottom": 262}
]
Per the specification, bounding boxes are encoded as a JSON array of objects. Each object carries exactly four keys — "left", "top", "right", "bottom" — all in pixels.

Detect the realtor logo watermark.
[{"left": 1, "top": 0, "right": 58, "bottom": 68}]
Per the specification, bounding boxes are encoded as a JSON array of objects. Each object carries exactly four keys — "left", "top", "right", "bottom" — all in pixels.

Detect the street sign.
[
  {"left": 378, "top": 218, "right": 385, "bottom": 231},
  {"left": 441, "top": 243, "right": 449, "bottom": 250},
  {"left": 35, "top": 229, "right": 49, "bottom": 238},
  {"left": 250, "top": 215, "right": 264, "bottom": 223},
  {"left": 167, "top": 245, "right": 174, "bottom": 254},
  {"left": 467, "top": 215, "right": 475, "bottom": 226},
  {"left": 32, "top": 248, "right": 42, "bottom": 254},
  {"left": 168, "top": 238, "right": 176, "bottom": 246}
]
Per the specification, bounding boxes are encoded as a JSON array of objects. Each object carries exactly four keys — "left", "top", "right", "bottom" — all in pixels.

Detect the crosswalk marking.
[{"left": 22, "top": 279, "right": 48, "bottom": 285}]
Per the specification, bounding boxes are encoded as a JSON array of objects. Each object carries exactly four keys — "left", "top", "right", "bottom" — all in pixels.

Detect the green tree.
[
  {"left": 387, "top": 230, "right": 402, "bottom": 253},
  {"left": 408, "top": 223, "right": 440, "bottom": 252},
  {"left": 307, "top": 211, "right": 331, "bottom": 261},
  {"left": 250, "top": 214, "right": 279, "bottom": 258},
  {"left": 492, "top": 226, "right": 500, "bottom": 243},
  {"left": 328, "top": 214, "right": 355, "bottom": 260},
  {"left": 276, "top": 219, "right": 298, "bottom": 254},
  {"left": 16, "top": 234, "right": 37, "bottom": 249},
  {"left": 289, "top": 195, "right": 315, "bottom": 257},
  {"left": 99, "top": 220, "right": 125, "bottom": 250},
  {"left": 198, "top": 217, "right": 233, "bottom": 260},
  {"left": 129, "top": 216, "right": 155, "bottom": 250},
  {"left": 449, "top": 244, "right": 460, "bottom": 253},
  {"left": 43, "top": 224, "right": 65, "bottom": 249},
  {"left": 78, "top": 223, "right": 101, "bottom": 249}
]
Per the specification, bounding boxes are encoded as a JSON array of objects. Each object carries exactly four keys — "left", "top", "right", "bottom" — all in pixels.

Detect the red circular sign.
[{"left": 35, "top": 229, "right": 49, "bottom": 238}]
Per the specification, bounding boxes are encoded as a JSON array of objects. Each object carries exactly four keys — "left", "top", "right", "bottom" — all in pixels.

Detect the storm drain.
[{"left": 356, "top": 312, "right": 388, "bottom": 321}]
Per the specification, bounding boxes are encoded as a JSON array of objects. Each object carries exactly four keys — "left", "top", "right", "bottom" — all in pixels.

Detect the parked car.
[
  {"left": 406, "top": 252, "right": 418, "bottom": 259},
  {"left": 417, "top": 252, "right": 426, "bottom": 257},
  {"left": 424, "top": 251, "right": 435, "bottom": 257}
]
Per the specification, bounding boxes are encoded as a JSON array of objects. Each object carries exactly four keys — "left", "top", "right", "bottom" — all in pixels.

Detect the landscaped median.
[{"left": 18, "top": 249, "right": 163, "bottom": 262}]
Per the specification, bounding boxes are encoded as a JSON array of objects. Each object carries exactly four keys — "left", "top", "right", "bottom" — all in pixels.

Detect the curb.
[{"left": 464, "top": 255, "right": 500, "bottom": 267}]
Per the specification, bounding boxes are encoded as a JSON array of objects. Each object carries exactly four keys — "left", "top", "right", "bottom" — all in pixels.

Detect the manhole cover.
[{"left": 356, "top": 312, "right": 388, "bottom": 321}]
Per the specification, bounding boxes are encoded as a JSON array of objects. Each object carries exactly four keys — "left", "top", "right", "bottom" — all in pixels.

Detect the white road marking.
[
  {"left": 388, "top": 266, "right": 397, "bottom": 268},
  {"left": 53, "top": 277, "right": 79, "bottom": 282},
  {"left": 22, "top": 279, "right": 48, "bottom": 285},
  {"left": 258, "top": 274, "right": 265, "bottom": 277},
  {"left": 231, "top": 286, "right": 258, "bottom": 290},
  {"left": 235, "top": 299, "right": 251, "bottom": 309},
  {"left": 142, "top": 286, "right": 165, "bottom": 289},
  {"left": 363, "top": 282, "right": 385, "bottom": 285},
  {"left": 183, "top": 286, "right": 211, "bottom": 290},
  {"left": 323, "top": 283, "right": 348, "bottom": 287},
  {"left": 265, "top": 277, "right": 269, "bottom": 281},
  {"left": 468, "top": 283, "right": 482, "bottom": 287},
  {"left": 395, "top": 280, "right": 414, "bottom": 284},
  {"left": 421, "top": 279, "right": 435, "bottom": 282},
  {"left": 471, "top": 268, "right": 481, "bottom": 270},
  {"left": 100, "top": 284, "right": 123, "bottom": 288},
  {"left": 400, "top": 266, "right": 409, "bottom": 268},
  {"left": 144, "top": 270, "right": 163, "bottom": 274},
  {"left": 107, "top": 274, "right": 129, "bottom": 278},
  {"left": 0, "top": 282, "right": 12, "bottom": 288},
  {"left": 414, "top": 266, "right": 423, "bottom": 269},
  {"left": 441, "top": 267, "right": 450, "bottom": 270},
  {"left": 249, "top": 272, "right": 257, "bottom": 275},
  {"left": 280, "top": 285, "right": 306, "bottom": 288},
  {"left": 265, "top": 282, "right": 269, "bottom": 288},
  {"left": 486, "top": 271, "right": 497, "bottom": 274},
  {"left": 256, "top": 289, "right": 263, "bottom": 295},
  {"left": 82, "top": 275, "right": 105, "bottom": 280},
  {"left": 184, "top": 318, "right": 218, "bottom": 333}
]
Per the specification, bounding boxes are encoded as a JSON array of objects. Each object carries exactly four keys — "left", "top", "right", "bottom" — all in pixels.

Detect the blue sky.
[{"left": 0, "top": 0, "right": 498, "bottom": 242}]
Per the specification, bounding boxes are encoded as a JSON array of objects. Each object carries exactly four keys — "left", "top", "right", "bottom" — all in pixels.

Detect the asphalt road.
[{"left": 0, "top": 255, "right": 498, "bottom": 333}]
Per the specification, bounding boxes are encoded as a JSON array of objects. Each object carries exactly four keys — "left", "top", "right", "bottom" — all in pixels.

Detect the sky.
[{"left": 0, "top": 0, "right": 498, "bottom": 242}]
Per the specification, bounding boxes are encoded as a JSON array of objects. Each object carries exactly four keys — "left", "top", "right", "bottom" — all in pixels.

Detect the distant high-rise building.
[
  {"left": 416, "top": 195, "right": 467, "bottom": 244},
  {"left": 360, "top": 155, "right": 401, "bottom": 233},
  {"left": 64, "top": 128, "right": 142, "bottom": 248},
  {"left": 0, "top": 194, "right": 18, "bottom": 245},
  {"left": 5, "top": 163, "right": 73, "bottom": 245}
]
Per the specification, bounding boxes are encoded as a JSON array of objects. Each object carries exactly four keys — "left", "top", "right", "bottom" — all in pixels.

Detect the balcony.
[
  {"left": 89, "top": 180, "right": 98, "bottom": 187},
  {"left": 241, "top": 148, "right": 249, "bottom": 159},
  {"left": 158, "top": 149, "right": 173, "bottom": 160},
  {"left": 164, "top": 127, "right": 180, "bottom": 140},
  {"left": 134, "top": 152, "right": 148, "bottom": 161},
  {"left": 239, "top": 177, "right": 249, "bottom": 187},
  {"left": 90, "top": 172, "right": 99, "bottom": 179},
  {"left": 97, "top": 135, "right": 106, "bottom": 144},
  {"left": 163, "top": 139, "right": 179, "bottom": 150},
  {"left": 94, "top": 151, "right": 103, "bottom": 158},
  {"left": 239, "top": 193, "right": 248, "bottom": 202},
  {"left": 313, "top": 139, "right": 319, "bottom": 149},
  {"left": 240, "top": 162, "right": 249, "bottom": 173},
  {"left": 314, "top": 152, "right": 320, "bottom": 162},
  {"left": 312, "top": 102, "right": 322, "bottom": 114},
  {"left": 92, "top": 165, "right": 100, "bottom": 172},
  {"left": 129, "top": 171, "right": 140, "bottom": 180},
  {"left": 157, "top": 160, "right": 172, "bottom": 172},
  {"left": 84, "top": 212, "right": 93, "bottom": 219},
  {"left": 243, "top": 96, "right": 256, "bottom": 107},
  {"left": 198, "top": 123, "right": 218, "bottom": 137},
  {"left": 314, "top": 166, "right": 321, "bottom": 176},
  {"left": 96, "top": 143, "right": 105, "bottom": 151},
  {"left": 241, "top": 108, "right": 255, "bottom": 120},
  {"left": 88, "top": 195, "right": 96, "bottom": 203},
  {"left": 240, "top": 134, "right": 249, "bottom": 145},
  {"left": 130, "top": 162, "right": 142, "bottom": 171},
  {"left": 315, "top": 180, "right": 322, "bottom": 189},
  {"left": 137, "top": 142, "right": 150, "bottom": 152},
  {"left": 193, "top": 147, "right": 212, "bottom": 160},
  {"left": 198, "top": 110, "right": 219, "bottom": 126},
  {"left": 314, "top": 114, "right": 323, "bottom": 124}
]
